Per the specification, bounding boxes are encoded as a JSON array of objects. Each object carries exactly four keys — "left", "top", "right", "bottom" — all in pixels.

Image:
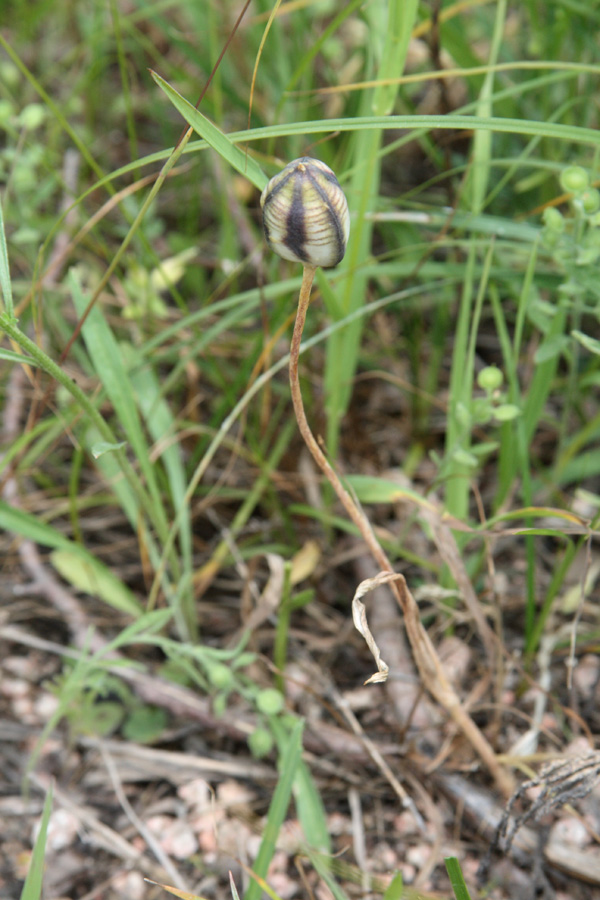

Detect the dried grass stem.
[{"left": 288, "top": 265, "right": 514, "bottom": 799}]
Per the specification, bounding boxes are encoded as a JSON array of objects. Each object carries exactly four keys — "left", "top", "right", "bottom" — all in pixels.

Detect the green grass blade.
[
  {"left": 20, "top": 782, "right": 53, "bottom": 900},
  {"left": 150, "top": 70, "right": 268, "bottom": 191},
  {"left": 125, "top": 346, "right": 195, "bottom": 639},
  {"left": 382, "top": 871, "right": 403, "bottom": 900},
  {"left": 69, "top": 269, "right": 171, "bottom": 548},
  {"left": 324, "top": 0, "right": 420, "bottom": 461},
  {"left": 243, "top": 719, "right": 303, "bottom": 900},
  {"left": 50, "top": 549, "right": 142, "bottom": 617},
  {"left": 0, "top": 501, "right": 142, "bottom": 616},
  {"left": 0, "top": 193, "right": 14, "bottom": 319},
  {"left": 0, "top": 348, "right": 36, "bottom": 365},
  {"left": 444, "top": 857, "right": 473, "bottom": 900},
  {"left": 109, "top": 0, "right": 139, "bottom": 177}
]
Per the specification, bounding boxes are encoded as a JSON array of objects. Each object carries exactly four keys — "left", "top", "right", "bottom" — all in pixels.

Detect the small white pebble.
[
  {"left": 112, "top": 870, "right": 145, "bottom": 900},
  {"left": 178, "top": 778, "right": 211, "bottom": 810},
  {"left": 549, "top": 816, "right": 590, "bottom": 848},
  {"left": 216, "top": 779, "right": 255, "bottom": 808},
  {"left": 400, "top": 864, "right": 416, "bottom": 884},
  {"left": 572, "top": 655, "right": 600, "bottom": 699},
  {"left": 4, "top": 656, "right": 37, "bottom": 678},
  {"left": 34, "top": 809, "right": 79, "bottom": 851},
  {"left": 146, "top": 814, "right": 198, "bottom": 859},
  {"left": 406, "top": 843, "right": 432, "bottom": 869},
  {"left": 269, "top": 871, "right": 298, "bottom": 899},
  {"left": 1, "top": 677, "right": 29, "bottom": 698},
  {"left": 33, "top": 692, "right": 60, "bottom": 720}
]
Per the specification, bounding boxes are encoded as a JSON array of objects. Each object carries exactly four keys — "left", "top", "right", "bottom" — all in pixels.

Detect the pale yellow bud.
[{"left": 260, "top": 157, "right": 350, "bottom": 269}]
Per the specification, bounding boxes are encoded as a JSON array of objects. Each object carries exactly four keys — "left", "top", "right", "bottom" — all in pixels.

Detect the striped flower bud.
[{"left": 260, "top": 157, "right": 350, "bottom": 269}]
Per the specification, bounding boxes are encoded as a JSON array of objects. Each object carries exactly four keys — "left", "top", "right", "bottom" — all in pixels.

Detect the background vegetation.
[{"left": 1, "top": 1, "right": 600, "bottom": 898}]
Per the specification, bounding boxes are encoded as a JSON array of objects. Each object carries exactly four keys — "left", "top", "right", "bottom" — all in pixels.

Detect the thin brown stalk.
[{"left": 289, "top": 265, "right": 514, "bottom": 799}]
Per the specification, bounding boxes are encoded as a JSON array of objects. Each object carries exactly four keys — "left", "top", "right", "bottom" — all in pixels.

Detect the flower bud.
[
  {"left": 260, "top": 157, "right": 350, "bottom": 269},
  {"left": 560, "top": 165, "right": 589, "bottom": 195}
]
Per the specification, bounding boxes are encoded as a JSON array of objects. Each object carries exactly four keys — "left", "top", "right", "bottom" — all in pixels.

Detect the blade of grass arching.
[
  {"left": 150, "top": 71, "right": 268, "bottom": 192},
  {"left": 20, "top": 782, "right": 53, "bottom": 900},
  {"left": 0, "top": 194, "right": 14, "bottom": 319},
  {"left": 235, "top": 112, "right": 600, "bottom": 150},
  {"left": 69, "top": 270, "right": 171, "bottom": 551},
  {"left": 243, "top": 719, "right": 303, "bottom": 900},
  {"left": 32, "top": 90, "right": 600, "bottom": 243},
  {"left": 324, "top": 0, "right": 420, "bottom": 462},
  {"left": 125, "top": 348, "right": 195, "bottom": 640},
  {"left": 445, "top": 0, "right": 507, "bottom": 522},
  {"left": 41, "top": 64, "right": 591, "bottom": 231}
]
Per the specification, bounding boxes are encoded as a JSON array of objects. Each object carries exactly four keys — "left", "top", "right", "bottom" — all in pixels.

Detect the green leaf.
[
  {"left": 0, "top": 348, "right": 37, "bottom": 365},
  {"left": 0, "top": 192, "right": 14, "bottom": 319},
  {"left": 20, "top": 783, "right": 53, "bottom": 900},
  {"left": 493, "top": 404, "right": 521, "bottom": 422},
  {"left": 293, "top": 761, "right": 331, "bottom": 855},
  {"left": 50, "top": 549, "right": 142, "bottom": 616},
  {"left": 150, "top": 70, "right": 268, "bottom": 192},
  {"left": 69, "top": 269, "right": 170, "bottom": 545},
  {"left": 382, "top": 871, "right": 404, "bottom": 900},
  {"left": 534, "top": 334, "right": 570, "bottom": 363},
  {"left": 0, "top": 500, "right": 83, "bottom": 554},
  {"left": 444, "top": 857, "right": 473, "bottom": 900},
  {"left": 345, "top": 474, "right": 429, "bottom": 508},
  {"left": 243, "top": 720, "right": 303, "bottom": 900},
  {"left": 91, "top": 440, "right": 127, "bottom": 458},
  {"left": 572, "top": 329, "right": 600, "bottom": 356},
  {"left": 122, "top": 705, "right": 168, "bottom": 743}
]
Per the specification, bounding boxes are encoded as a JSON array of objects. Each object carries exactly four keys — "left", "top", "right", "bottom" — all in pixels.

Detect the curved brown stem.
[{"left": 289, "top": 265, "right": 514, "bottom": 799}]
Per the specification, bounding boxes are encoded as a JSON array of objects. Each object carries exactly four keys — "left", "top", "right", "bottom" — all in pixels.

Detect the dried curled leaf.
[{"left": 352, "top": 572, "right": 404, "bottom": 685}]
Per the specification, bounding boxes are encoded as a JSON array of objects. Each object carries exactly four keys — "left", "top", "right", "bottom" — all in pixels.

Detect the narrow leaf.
[
  {"left": 0, "top": 193, "right": 14, "bottom": 319},
  {"left": 50, "top": 549, "right": 142, "bottom": 616},
  {"left": 243, "top": 720, "right": 303, "bottom": 900},
  {"left": 150, "top": 71, "right": 268, "bottom": 191},
  {"left": 0, "top": 348, "right": 37, "bottom": 365},
  {"left": 91, "top": 440, "right": 127, "bottom": 458},
  {"left": 20, "top": 783, "right": 53, "bottom": 900},
  {"left": 445, "top": 857, "right": 473, "bottom": 900}
]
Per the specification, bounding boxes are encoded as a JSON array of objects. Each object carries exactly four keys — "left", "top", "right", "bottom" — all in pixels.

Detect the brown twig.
[{"left": 289, "top": 265, "right": 515, "bottom": 799}]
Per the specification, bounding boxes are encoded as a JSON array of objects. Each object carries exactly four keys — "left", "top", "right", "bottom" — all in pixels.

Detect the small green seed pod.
[{"left": 260, "top": 157, "right": 350, "bottom": 269}]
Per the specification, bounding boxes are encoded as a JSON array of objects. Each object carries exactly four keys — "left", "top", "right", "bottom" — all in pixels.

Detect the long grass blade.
[
  {"left": 243, "top": 720, "right": 303, "bottom": 900},
  {"left": 20, "top": 783, "right": 53, "bottom": 900}
]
